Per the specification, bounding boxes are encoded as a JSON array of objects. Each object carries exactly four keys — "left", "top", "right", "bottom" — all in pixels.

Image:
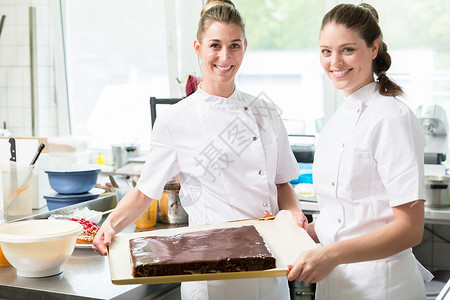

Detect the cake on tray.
[{"left": 129, "top": 225, "right": 276, "bottom": 277}]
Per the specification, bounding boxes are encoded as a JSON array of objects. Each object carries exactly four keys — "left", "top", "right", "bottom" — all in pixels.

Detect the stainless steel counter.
[
  {"left": 424, "top": 206, "right": 450, "bottom": 225},
  {"left": 3, "top": 192, "right": 447, "bottom": 299},
  {"left": 0, "top": 194, "right": 184, "bottom": 300},
  {"left": 0, "top": 247, "right": 178, "bottom": 300}
]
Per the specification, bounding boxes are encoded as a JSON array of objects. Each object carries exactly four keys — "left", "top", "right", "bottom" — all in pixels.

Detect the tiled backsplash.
[
  {"left": 414, "top": 223, "right": 450, "bottom": 272},
  {"left": 0, "top": 0, "right": 58, "bottom": 137}
]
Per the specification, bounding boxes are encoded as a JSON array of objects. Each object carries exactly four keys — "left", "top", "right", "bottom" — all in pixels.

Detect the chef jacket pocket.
[{"left": 337, "top": 150, "right": 371, "bottom": 200}]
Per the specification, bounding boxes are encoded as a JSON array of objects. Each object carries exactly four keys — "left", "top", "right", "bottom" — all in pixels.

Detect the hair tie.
[{"left": 377, "top": 71, "right": 386, "bottom": 79}]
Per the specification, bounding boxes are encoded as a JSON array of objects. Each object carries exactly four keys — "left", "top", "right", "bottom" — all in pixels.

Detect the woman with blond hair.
[{"left": 94, "top": 1, "right": 306, "bottom": 299}]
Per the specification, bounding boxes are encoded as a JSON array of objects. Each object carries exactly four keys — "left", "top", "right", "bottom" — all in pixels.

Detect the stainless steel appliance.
[
  {"left": 424, "top": 176, "right": 450, "bottom": 208},
  {"left": 416, "top": 104, "right": 449, "bottom": 175},
  {"left": 416, "top": 105, "right": 450, "bottom": 206},
  {"left": 289, "top": 280, "right": 315, "bottom": 300},
  {"left": 416, "top": 104, "right": 448, "bottom": 164},
  {"left": 111, "top": 144, "right": 139, "bottom": 170}
]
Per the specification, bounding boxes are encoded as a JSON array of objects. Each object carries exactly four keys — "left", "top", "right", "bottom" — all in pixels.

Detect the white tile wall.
[
  {"left": 1, "top": 24, "right": 16, "bottom": 45},
  {"left": 0, "top": 46, "right": 16, "bottom": 65},
  {"left": 7, "top": 67, "right": 21, "bottom": 86},
  {"left": 0, "top": 88, "right": 6, "bottom": 106},
  {"left": 15, "top": 6, "right": 29, "bottom": 25},
  {"left": 15, "top": 25, "right": 29, "bottom": 46},
  {"left": 0, "top": 67, "right": 5, "bottom": 85},
  {"left": 17, "top": 46, "right": 30, "bottom": 66},
  {"left": 1, "top": 6, "right": 16, "bottom": 25},
  {"left": 6, "top": 87, "right": 23, "bottom": 107},
  {"left": 0, "top": 0, "right": 58, "bottom": 136}
]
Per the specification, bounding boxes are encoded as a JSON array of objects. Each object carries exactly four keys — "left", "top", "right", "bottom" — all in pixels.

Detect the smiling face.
[
  {"left": 320, "top": 23, "right": 379, "bottom": 96},
  {"left": 194, "top": 21, "right": 247, "bottom": 97}
]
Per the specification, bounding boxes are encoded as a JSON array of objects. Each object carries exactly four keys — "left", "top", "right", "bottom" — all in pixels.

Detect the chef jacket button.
[
  {"left": 357, "top": 108, "right": 360, "bottom": 113},
  {"left": 253, "top": 136, "right": 258, "bottom": 141},
  {"left": 258, "top": 170, "right": 263, "bottom": 175},
  {"left": 244, "top": 106, "right": 248, "bottom": 110},
  {"left": 338, "top": 218, "right": 342, "bottom": 223},
  {"left": 263, "top": 202, "right": 269, "bottom": 207},
  {"left": 331, "top": 181, "right": 335, "bottom": 187}
]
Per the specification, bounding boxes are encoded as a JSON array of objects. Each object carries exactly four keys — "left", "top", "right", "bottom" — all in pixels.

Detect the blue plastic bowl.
[
  {"left": 45, "top": 169, "right": 100, "bottom": 194},
  {"left": 44, "top": 193, "right": 100, "bottom": 210}
]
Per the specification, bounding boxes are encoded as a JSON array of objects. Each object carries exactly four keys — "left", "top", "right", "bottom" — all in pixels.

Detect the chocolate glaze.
[{"left": 130, "top": 225, "right": 276, "bottom": 277}]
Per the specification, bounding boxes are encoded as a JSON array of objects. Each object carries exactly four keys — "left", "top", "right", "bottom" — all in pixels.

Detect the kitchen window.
[
  {"left": 59, "top": 0, "right": 450, "bottom": 157},
  {"left": 233, "top": 0, "right": 326, "bottom": 136},
  {"left": 233, "top": 0, "right": 450, "bottom": 138},
  {"left": 61, "top": 0, "right": 171, "bottom": 150}
]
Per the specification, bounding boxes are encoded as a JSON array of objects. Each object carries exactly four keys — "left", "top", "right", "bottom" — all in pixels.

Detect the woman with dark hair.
[
  {"left": 288, "top": 3, "right": 432, "bottom": 299},
  {"left": 93, "top": 1, "right": 306, "bottom": 299}
]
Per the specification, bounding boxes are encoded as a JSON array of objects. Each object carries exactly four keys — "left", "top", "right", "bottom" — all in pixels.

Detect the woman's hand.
[
  {"left": 92, "top": 220, "right": 116, "bottom": 256},
  {"left": 293, "top": 210, "right": 308, "bottom": 231},
  {"left": 91, "top": 188, "right": 155, "bottom": 256},
  {"left": 287, "top": 246, "right": 338, "bottom": 283},
  {"left": 275, "top": 182, "right": 309, "bottom": 231},
  {"left": 288, "top": 200, "right": 426, "bottom": 283}
]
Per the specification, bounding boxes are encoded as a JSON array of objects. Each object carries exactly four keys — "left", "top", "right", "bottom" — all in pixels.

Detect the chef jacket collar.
[
  {"left": 344, "top": 82, "right": 378, "bottom": 104},
  {"left": 196, "top": 83, "right": 246, "bottom": 105}
]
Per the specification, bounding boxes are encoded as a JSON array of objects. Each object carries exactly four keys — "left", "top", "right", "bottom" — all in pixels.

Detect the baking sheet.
[{"left": 108, "top": 210, "right": 317, "bottom": 285}]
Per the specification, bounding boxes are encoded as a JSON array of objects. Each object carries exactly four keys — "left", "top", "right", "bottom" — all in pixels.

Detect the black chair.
[
  {"left": 149, "top": 97, "right": 183, "bottom": 129},
  {"left": 289, "top": 134, "right": 315, "bottom": 163}
]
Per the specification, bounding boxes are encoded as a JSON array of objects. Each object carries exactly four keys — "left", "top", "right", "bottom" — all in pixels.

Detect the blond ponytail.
[{"left": 197, "top": 0, "right": 245, "bottom": 42}]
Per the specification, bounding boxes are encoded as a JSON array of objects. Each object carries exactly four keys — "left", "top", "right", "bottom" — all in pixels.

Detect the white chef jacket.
[
  {"left": 313, "top": 82, "right": 427, "bottom": 300},
  {"left": 137, "top": 86, "right": 299, "bottom": 300}
]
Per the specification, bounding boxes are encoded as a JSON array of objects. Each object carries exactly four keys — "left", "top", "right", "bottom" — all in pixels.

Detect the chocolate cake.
[{"left": 129, "top": 225, "right": 276, "bottom": 277}]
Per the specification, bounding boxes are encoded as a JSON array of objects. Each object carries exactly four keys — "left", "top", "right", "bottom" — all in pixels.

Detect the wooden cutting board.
[{"left": 108, "top": 210, "right": 317, "bottom": 285}]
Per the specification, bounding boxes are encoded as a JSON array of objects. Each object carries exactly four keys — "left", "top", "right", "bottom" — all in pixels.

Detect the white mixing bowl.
[{"left": 0, "top": 219, "right": 83, "bottom": 277}]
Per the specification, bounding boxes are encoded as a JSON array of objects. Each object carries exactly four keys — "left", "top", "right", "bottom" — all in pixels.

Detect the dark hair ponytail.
[
  {"left": 373, "top": 40, "right": 403, "bottom": 96},
  {"left": 321, "top": 3, "right": 403, "bottom": 97}
]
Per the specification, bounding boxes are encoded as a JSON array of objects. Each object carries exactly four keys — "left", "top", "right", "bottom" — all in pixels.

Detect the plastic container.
[
  {"left": 290, "top": 163, "right": 313, "bottom": 185},
  {"left": 135, "top": 199, "right": 158, "bottom": 229},
  {"left": 48, "top": 207, "right": 103, "bottom": 224},
  {"left": 96, "top": 153, "right": 105, "bottom": 165},
  {"left": 44, "top": 194, "right": 100, "bottom": 210},
  {"left": 1, "top": 165, "right": 37, "bottom": 217},
  {"left": 0, "top": 219, "right": 82, "bottom": 277},
  {"left": 112, "top": 144, "right": 139, "bottom": 170},
  {"left": 43, "top": 188, "right": 103, "bottom": 211},
  {"left": 299, "top": 173, "right": 313, "bottom": 184},
  {"left": 45, "top": 168, "right": 100, "bottom": 194}
]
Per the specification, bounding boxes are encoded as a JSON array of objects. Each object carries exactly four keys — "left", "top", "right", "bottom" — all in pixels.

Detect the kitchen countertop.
[
  {"left": 0, "top": 193, "right": 185, "bottom": 300},
  {"left": 2, "top": 192, "right": 448, "bottom": 299},
  {"left": 0, "top": 247, "right": 178, "bottom": 300}
]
